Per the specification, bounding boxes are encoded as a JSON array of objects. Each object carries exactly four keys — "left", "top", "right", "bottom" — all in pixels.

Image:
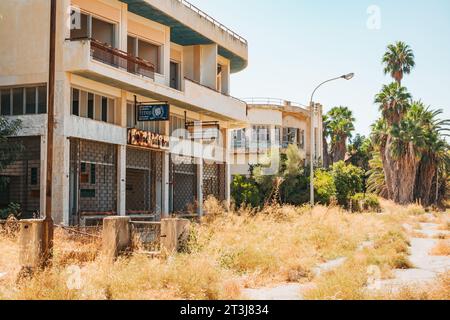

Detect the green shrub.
[
  {"left": 314, "top": 169, "right": 336, "bottom": 205},
  {"left": 0, "top": 202, "right": 21, "bottom": 220},
  {"left": 231, "top": 175, "right": 261, "bottom": 208},
  {"left": 331, "top": 161, "right": 364, "bottom": 206},
  {"left": 350, "top": 193, "right": 381, "bottom": 212}
]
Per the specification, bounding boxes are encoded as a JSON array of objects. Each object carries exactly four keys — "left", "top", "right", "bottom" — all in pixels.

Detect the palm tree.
[
  {"left": 366, "top": 151, "right": 388, "bottom": 198},
  {"left": 326, "top": 106, "right": 355, "bottom": 164},
  {"left": 371, "top": 118, "right": 393, "bottom": 198},
  {"left": 382, "top": 41, "right": 415, "bottom": 84},
  {"left": 322, "top": 115, "right": 332, "bottom": 168},
  {"left": 388, "top": 117, "right": 424, "bottom": 203},
  {"left": 374, "top": 82, "right": 411, "bottom": 126},
  {"left": 408, "top": 102, "right": 450, "bottom": 205}
]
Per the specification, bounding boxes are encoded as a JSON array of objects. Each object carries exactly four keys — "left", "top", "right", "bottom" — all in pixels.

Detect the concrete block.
[
  {"left": 102, "top": 216, "right": 131, "bottom": 259},
  {"left": 19, "top": 219, "right": 45, "bottom": 269},
  {"left": 160, "top": 218, "right": 190, "bottom": 254}
]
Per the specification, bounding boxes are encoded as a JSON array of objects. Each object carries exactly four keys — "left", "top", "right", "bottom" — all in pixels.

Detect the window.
[
  {"left": 90, "top": 164, "right": 96, "bottom": 185},
  {"left": 128, "top": 36, "right": 161, "bottom": 74},
  {"left": 37, "top": 86, "right": 47, "bottom": 114},
  {"left": 0, "top": 85, "right": 46, "bottom": 116},
  {"left": 274, "top": 127, "right": 281, "bottom": 146},
  {"left": 299, "top": 130, "right": 305, "bottom": 149},
  {"left": 283, "top": 127, "right": 298, "bottom": 148},
  {"left": 101, "top": 97, "right": 108, "bottom": 122},
  {"left": 25, "top": 87, "right": 36, "bottom": 114},
  {"left": 233, "top": 129, "right": 247, "bottom": 148},
  {"left": 87, "top": 93, "right": 94, "bottom": 119},
  {"left": 252, "top": 125, "right": 270, "bottom": 148},
  {"left": 12, "top": 88, "right": 24, "bottom": 115},
  {"left": 30, "top": 168, "right": 38, "bottom": 186},
  {"left": 71, "top": 88, "right": 80, "bottom": 116},
  {"left": 91, "top": 17, "right": 115, "bottom": 47},
  {"left": 170, "top": 61, "right": 180, "bottom": 90},
  {"left": 71, "top": 87, "right": 116, "bottom": 124},
  {"left": 1, "top": 89, "right": 11, "bottom": 116}
]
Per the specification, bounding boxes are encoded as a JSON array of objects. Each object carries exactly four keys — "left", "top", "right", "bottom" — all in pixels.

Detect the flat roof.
[{"left": 120, "top": 0, "right": 248, "bottom": 73}]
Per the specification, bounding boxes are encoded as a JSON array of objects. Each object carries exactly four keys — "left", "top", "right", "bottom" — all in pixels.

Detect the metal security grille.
[
  {"left": 126, "top": 148, "right": 163, "bottom": 215},
  {"left": 130, "top": 221, "right": 161, "bottom": 252},
  {"left": 203, "top": 162, "right": 226, "bottom": 201},
  {"left": 170, "top": 155, "right": 197, "bottom": 213},
  {"left": 126, "top": 148, "right": 151, "bottom": 212},
  {"left": 0, "top": 136, "right": 41, "bottom": 218},
  {"left": 69, "top": 139, "right": 117, "bottom": 225}
]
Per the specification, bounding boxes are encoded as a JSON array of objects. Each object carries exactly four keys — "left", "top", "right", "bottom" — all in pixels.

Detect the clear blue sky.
[{"left": 190, "top": 0, "right": 450, "bottom": 137}]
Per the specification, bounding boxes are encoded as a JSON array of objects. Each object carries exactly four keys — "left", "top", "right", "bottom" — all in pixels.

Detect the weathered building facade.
[
  {"left": 0, "top": 0, "right": 248, "bottom": 225},
  {"left": 231, "top": 98, "right": 324, "bottom": 176}
]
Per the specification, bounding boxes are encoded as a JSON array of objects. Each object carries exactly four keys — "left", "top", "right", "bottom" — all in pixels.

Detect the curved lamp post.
[{"left": 309, "top": 73, "right": 354, "bottom": 207}]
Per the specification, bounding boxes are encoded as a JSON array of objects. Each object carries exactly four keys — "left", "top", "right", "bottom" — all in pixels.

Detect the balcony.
[{"left": 65, "top": 38, "right": 248, "bottom": 122}]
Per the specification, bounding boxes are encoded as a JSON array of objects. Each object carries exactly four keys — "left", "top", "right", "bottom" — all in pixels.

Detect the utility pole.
[
  {"left": 309, "top": 102, "right": 315, "bottom": 207},
  {"left": 43, "top": 0, "right": 57, "bottom": 263}
]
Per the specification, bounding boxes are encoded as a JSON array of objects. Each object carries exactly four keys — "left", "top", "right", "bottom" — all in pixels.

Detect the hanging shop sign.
[
  {"left": 134, "top": 95, "right": 170, "bottom": 122},
  {"left": 128, "top": 128, "right": 170, "bottom": 150},
  {"left": 185, "top": 121, "right": 220, "bottom": 141},
  {"left": 137, "top": 103, "right": 170, "bottom": 121}
]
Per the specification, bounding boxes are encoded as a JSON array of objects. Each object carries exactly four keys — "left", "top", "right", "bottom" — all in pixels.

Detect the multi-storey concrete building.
[
  {"left": 231, "top": 98, "right": 323, "bottom": 176},
  {"left": 0, "top": 0, "right": 248, "bottom": 225}
]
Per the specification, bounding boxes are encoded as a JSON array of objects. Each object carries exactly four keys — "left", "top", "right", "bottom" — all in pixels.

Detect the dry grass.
[
  {"left": 430, "top": 241, "right": 450, "bottom": 256},
  {"left": 303, "top": 225, "right": 413, "bottom": 300},
  {"left": 0, "top": 198, "right": 446, "bottom": 300},
  {"left": 370, "top": 272, "right": 450, "bottom": 300}
]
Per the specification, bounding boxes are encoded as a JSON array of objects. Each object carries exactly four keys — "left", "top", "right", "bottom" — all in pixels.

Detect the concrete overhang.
[
  {"left": 65, "top": 40, "right": 248, "bottom": 123},
  {"left": 120, "top": 0, "right": 248, "bottom": 73},
  {"left": 248, "top": 104, "right": 311, "bottom": 118}
]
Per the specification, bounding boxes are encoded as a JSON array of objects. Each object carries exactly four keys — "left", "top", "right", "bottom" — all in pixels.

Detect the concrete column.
[
  {"left": 196, "top": 159, "right": 203, "bottom": 216},
  {"left": 200, "top": 44, "right": 218, "bottom": 89},
  {"left": 19, "top": 219, "right": 45, "bottom": 270},
  {"left": 117, "top": 145, "right": 126, "bottom": 216},
  {"left": 161, "top": 120, "right": 170, "bottom": 218},
  {"left": 161, "top": 152, "right": 170, "bottom": 218},
  {"left": 160, "top": 218, "right": 190, "bottom": 255},
  {"left": 39, "top": 134, "right": 47, "bottom": 217},
  {"left": 119, "top": 3, "right": 128, "bottom": 52},
  {"left": 224, "top": 129, "right": 232, "bottom": 209},
  {"left": 117, "top": 90, "right": 127, "bottom": 216},
  {"left": 102, "top": 216, "right": 131, "bottom": 260},
  {"left": 163, "top": 26, "right": 171, "bottom": 86},
  {"left": 52, "top": 77, "right": 71, "bottom": 225}
]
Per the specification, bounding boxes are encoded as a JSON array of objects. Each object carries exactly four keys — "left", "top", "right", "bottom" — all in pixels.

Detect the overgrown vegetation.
[
  {"left": 2, "top": 200, "right": 435, "bottom": 300},
  {"left": 0, "top": 117, "right": 23, "bottom": 219}
]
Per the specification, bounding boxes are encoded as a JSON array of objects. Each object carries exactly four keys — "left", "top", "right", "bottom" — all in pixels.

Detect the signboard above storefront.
[
  {"left": 128, "top": 128, "right": 170, "bottom": 151},
  {"left": 137, "top": 103, "right": 170, "bottom": 122},
  {"left": 185, "top": 121, "right": 220, "bottom": 141}
]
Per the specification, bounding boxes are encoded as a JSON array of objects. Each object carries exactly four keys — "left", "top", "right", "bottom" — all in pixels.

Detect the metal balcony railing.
[
  {"left": 243, "top": 98, "right": 308, "bottom": 109},
  {"left": 176, "top": 0, "right": 248, "bottom": 46},
  {"left": 69, "top": 37, "right": 155, "bottom": 80}
]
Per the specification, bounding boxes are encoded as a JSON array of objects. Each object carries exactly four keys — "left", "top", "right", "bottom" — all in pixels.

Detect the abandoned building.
[
  {"left": 231, "top": 98, "right": 324, "bottom": 176},
  {"left": 0, "top": 0, "right": 248, "bottom": 225}
]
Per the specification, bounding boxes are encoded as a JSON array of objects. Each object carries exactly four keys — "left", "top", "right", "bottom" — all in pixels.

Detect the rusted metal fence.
[{"left": 130, "top": 221, "right": 161, "bottom": 252}]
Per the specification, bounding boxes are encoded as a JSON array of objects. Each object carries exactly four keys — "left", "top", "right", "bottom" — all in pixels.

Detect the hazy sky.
[{"left": 189, "top": 0, "right": 450, "bottom": 137}]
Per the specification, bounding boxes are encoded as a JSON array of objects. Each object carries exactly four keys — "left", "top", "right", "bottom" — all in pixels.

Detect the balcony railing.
[
  {"left": 69, "top": 37, "right": 155, "bottom": 80},
  {"left": 243, "top": 98, "right": 308, "bottom": 109}
]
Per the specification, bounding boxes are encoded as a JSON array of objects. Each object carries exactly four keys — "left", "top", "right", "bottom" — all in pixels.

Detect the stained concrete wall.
[{"left": 1, "top": 0, "right": 241, "bottom": 224}]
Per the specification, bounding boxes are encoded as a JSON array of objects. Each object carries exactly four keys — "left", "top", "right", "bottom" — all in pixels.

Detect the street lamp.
[{"left": 309, "top": 73, "right": 354, "bottom": 207}]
